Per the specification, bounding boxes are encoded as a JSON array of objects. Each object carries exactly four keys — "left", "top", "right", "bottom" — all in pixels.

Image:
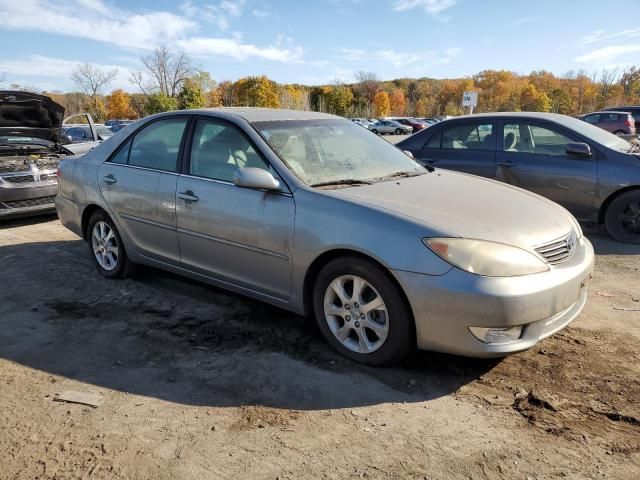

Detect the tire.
[
  {"left": 312, "top": 256, "right": 414, "bottom": 366},
  {"left": 604, "top": 190, "right": 640, "bottom": 244},
  {"left": 371, "top": 129, "right": 378, "bottom": 135},
  {"left": 87, "top": 210, "right": 135, "bottom": 278},
  {"left": 395, "top": 128, "right": 402, "bottom": 135},
  {"left": 613, "top": 130, "right": 625, "bottom": 136}
]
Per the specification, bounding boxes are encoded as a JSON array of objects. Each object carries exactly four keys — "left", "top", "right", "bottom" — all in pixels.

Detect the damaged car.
[{"left": 0, "top": 91, "right": 77, "bottom": 219}]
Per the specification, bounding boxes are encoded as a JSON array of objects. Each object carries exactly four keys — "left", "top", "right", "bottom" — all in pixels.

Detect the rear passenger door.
[
  {"left": 494, "top": 120, "right": 597, "bottom": 219},
  {"left": 414, "top": 121, "right": 496, "bottom": 178},
  {"left": 98, "top": 116, "right": 189, "bottom": 264}
]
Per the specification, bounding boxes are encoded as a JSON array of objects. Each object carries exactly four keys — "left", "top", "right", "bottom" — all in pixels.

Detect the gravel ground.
[{"left": 1, "top": 216, "right": 639, "bottom": 480}]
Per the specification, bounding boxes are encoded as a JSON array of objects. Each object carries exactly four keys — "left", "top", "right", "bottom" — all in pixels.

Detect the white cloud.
[
  {"left": 252, "top": 8, "right": 271, "bottom": 18},
  {"left": 510, "top": 17, "right": 535, "bottom": 27},
  {"left": 580, "top": 28, "right": 640, "bottom": 46},
  {"left": 341, "top": 46, "right": 460, "bottom": 68},
  {"left": 181, "top": 0, "right": 246, "bottom": 31},
  {"left": 575, "top": 44, "right": 640, "bottom": 63},
  {"left": 0, "top": 55, "right": 133, "bottom": 90},
  {"left": 177, "top": 37, "right": 304, "bottom": 62},
  {"left": 0, "top": 0, "right": 305, "bottom": 64},
  {"left": 393, "top": 0, "right": 456, "bottom": 16}
]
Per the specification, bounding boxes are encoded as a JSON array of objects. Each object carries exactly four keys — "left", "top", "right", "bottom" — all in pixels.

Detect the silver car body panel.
[{"left": 56, "top": 108, "right": 594, "bottom": 357}]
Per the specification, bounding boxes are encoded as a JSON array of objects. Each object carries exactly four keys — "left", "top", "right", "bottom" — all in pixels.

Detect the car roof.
[
  {"left": 582, "top": 111, "right": 631, "bottom": 115},
  {"left": 189, "top": 107, "right": 339, "bottom": 123}
]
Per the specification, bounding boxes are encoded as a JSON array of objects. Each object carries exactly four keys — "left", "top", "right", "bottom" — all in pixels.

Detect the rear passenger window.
[
  {"left": 424, "top": 132, "right": 441, "bottom": 149},
  {"left": 440, "top": 123, "right": 494, "bottom": 150},
  {"left": 110, "top": 140, "right": 131, "bottom": 165},
  {"left": 189, "top": 119, "right": 271, "bottom": 182},
  {"left": 128, "top": 118, "right": 188, "bottom": 172}
]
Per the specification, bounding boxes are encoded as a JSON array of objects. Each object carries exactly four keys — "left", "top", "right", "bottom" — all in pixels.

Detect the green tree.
[
  {"left": 520, "top": 83, "right": 552, "bottom": 112},
  {"left": 177, "top": 77, "right": 206, "bottom": 110},
  {"left": 145, "top": 92, "right": 178, "bottom": 115},
  {"left": 325, "top": 84, "right": 354, "bottom": 116}
]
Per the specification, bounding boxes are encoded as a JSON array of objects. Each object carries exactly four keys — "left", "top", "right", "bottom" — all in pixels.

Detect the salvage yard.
[{"left": 1, "top": 216, "right": 639, "bottom": 479}]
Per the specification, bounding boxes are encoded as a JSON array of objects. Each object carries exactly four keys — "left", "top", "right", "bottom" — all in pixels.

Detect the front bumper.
[
  {"left": 394, "top": 237, "right": 595, "bottom": 357},
  {"left": 0, "top": 181, "right": 58, "bottom": 219}
]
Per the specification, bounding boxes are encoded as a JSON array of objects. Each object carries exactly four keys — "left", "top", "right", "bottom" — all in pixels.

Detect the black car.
[
  {"left": 397, "top": 112, "right": 640, "bottom": 243},
  {"left": 0, "top": 91, "right": 76, "bottom": 219}
]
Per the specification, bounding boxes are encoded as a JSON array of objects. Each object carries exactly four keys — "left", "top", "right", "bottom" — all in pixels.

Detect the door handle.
[
  {"left": 178, "top": 190, "right": 199, "bottom": 202},
  {"left": 103, "top": 174, "right": 117, "bottom": 184},
  {"left": 497, "top": 161, "right": 517, "bottom": 167}
]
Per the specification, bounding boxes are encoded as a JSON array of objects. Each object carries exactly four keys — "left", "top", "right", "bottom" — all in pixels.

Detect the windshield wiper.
[
  {"left": 376, "top": 170, "right": 426, "bottom": 181},
  {"left": 310, "top": 179, "right": 373, "bottom": 187}
]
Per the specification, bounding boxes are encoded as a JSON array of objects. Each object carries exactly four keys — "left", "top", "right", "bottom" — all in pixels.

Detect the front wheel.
[
  {"left": 604, "top": 190, "right": 640, "bottom": 244},
  {"left": 312, "top": 257, "right": 414, "bottom": 365},
  {"left": 371, "top": 129, "right": 378, "bottom": 134},
  {"left": 395, "top": 128, "right": 402, "bottom": 135},
  {"left": 87, "top": 210, "right": 135, "bottom": 278},
  {"left": 614, "top": 130, "right": 626, "bottom": 136}
]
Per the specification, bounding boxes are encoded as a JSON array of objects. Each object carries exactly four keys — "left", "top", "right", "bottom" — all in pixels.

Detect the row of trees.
[{"left": 23, "top": 47, "right": 640, "bottom": 121}]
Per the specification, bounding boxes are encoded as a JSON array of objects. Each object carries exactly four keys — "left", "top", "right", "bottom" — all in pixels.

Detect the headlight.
[{"left": 423, "top": 238, "right": 549, "bottom": 277}]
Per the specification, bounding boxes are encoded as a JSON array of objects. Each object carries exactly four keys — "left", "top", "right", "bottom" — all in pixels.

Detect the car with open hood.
[
  {"left": 0, "top": 91, "right": 79, "bottom": 219},
  {"left": 56, "top": 108, "right": 594, "bottom": 365}
]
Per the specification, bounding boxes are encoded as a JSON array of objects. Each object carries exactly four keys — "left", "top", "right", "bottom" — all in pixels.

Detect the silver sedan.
[{"left": 56, "top": 108, "right": 594, "bottom": 365}]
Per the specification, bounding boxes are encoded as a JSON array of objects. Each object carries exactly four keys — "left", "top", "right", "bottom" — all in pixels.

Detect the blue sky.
[{"left": 1, "top": 0, "right": 639, "bottom": 92}]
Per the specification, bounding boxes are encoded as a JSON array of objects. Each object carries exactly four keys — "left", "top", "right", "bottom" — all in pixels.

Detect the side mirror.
[
  {"left": 58, "top": 134, "right": 73, "bottom": 145},
  {"left": 233, "top": 167, "right": 281, "bottom": 191},
  {"left": 566, "top": 142, "right": 591, "bottom": 157}
]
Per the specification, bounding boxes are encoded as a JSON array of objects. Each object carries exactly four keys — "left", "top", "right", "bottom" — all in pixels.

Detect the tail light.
[{"left": 625, "top": 117, "right": 633, "bottom": 127}]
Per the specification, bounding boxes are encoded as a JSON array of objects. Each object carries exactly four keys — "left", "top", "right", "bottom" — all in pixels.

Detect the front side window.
[
  {"left": 601, "top": 113, "right": 620, "bottom": 123},
  {"left": 439, "top": 123, "right": 494, "bottom": 150},
  {"left": 503, "top": 123, "right": 573, "bottom": 156},
  {"left": 189, "top": 119, "right": 270, "bottom": 182},
  {"left": 582, "top": 114, "right": 599, "bottom": 123},
  {"left": 128, "top": 118, "right": 188, "bottom": 171}
]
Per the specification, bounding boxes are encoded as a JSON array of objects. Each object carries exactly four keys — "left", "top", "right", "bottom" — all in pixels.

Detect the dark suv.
[{"left": 579, "top": 111, "right": 636, "bottom": 136}]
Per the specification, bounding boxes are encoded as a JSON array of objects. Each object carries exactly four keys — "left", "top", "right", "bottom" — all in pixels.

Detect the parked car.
[
  {"left": 602, "top": 106, "right": 640, "bottom": 131},
  {"left": 578, "top": 111, "right": 636, "bottom": 136},
  {"left": 106, "top": 119, "right": 135, "bottom": 133},
  {"left": 369, "top": 120, "right": 412, "bottom": 135},
  {"left": 0, "top": 91, "right": 77, "bottom": 219},
  {"left": 349, "top": 118, "right": 372, "bottom": 128},
  {"left": 393, "top": 118, "right": 427, "bottom": 132},
  {"left": 61, "top": 114, "right": 111, "bottom": 155},
  {"left": 63, "top": 124, "right": 113, "bottom": 143},
  {"left": 57, "top": 108, "right": 594, "bottom": 365},
  {"left": 397, "top": 112, "right": 640, "bottom": 243}
]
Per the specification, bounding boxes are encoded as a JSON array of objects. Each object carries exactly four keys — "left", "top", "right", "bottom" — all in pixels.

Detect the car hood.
[
  {"left": 330, "top": 170, "right": 578, "bottom": 249},
  {"left": 0, "top": 91, "right": 65, "bottom": 143}
]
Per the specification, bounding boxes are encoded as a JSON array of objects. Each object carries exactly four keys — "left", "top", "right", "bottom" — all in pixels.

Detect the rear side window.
[
  {"left": 110, "top": 140, "right": 131, "bottom": 165},
  {"left": 601, "top": 113, "right": 620, "bottom": 122},
  {"left": 127, "top": 118, "right": 189, "bottom": 172},
  {"left": 582, "top": 114, "right": 599, "bottom": 123},
  {"left": 439, "top": 123, "right": 494, "bottom": 150},
  {"left": 424, "top": 131, "right": 441, "bottom": 149}
]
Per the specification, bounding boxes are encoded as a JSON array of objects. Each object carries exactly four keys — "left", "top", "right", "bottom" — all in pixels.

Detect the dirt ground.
[{"left": 1, "top": 216, "right": 639, "bottom": 480}]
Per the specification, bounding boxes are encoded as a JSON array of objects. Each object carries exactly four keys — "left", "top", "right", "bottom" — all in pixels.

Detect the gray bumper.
[
  {"left": 55, "top": 194, "right": 84, "bottom": 237},
  {"left": 0, "top": 182, "right": 58, "bottom": 219},
  {"left": 394, "top": 237, "right": 595, "bottom": 357}
]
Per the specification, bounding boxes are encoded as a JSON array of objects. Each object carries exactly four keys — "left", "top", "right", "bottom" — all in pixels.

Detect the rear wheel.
[
  {"left": 604, "top": 190, "right": 640, "bottom": 244},
  {"left": 371, "top": 129, "right": 378, "bottom": 134},
  {"left": 395, "top": 128, "right": 402, "bottom": 135},
  {"left": 87, "top": 210, "right": 135, "bottom": 278},
  {"left": 613, "top": 130, "right": 626, "bottom": 136},
  {"left": 312, "top": 257, "right": 414, "bottom": 366}
]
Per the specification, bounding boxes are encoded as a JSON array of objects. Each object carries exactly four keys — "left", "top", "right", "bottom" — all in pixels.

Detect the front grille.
[
  {"left": 0, "top": 196, "right": 56, "bottom": 209},
  {"left": 2, "top": 174, "right": 35, "bottom": 184},
  {"left": 535, "top": 232, "right": 577, "bottom": 265}
]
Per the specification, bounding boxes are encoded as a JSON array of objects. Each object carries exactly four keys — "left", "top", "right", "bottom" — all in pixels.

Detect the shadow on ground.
[
  {"left": 584, "top": 225, "right": 640, "bottom": 256},
  {"left": 0, "top": 239, "right": 498, "bottom": 410}
]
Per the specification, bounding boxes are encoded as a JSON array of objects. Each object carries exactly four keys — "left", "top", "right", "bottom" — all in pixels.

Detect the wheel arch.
[
  {"left": 81, "top": 204, "right": 107, "bottom": 240},
  {"left": 302, "top": 249, "right": 416, "bottom": 340},
  {"left": 598, "top": 186, "right": 640, "bottom": 224}
]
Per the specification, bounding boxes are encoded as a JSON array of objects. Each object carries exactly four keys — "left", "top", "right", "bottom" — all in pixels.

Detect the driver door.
[{"left": 176, "top": 117, "right": 295, "bottom": 300}]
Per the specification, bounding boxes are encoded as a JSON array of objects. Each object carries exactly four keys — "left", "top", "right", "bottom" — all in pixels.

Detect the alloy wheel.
[
  {"left": 91, "top": 220, "right": 119, "bottom": 271},
  {"left": 323, "top": 275, "right": 389, "bottom": 354}
]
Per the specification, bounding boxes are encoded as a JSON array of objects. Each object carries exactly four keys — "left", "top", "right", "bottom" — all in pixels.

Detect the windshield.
[
  {"left": 253, "top": 119, "right": 426, "bottom": 186},
  {"left": 563, "top": 115, "right": 634, "bottom": 152},
  {"left": 96, "top": 126, "right": 113, "bottom": 138}
]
